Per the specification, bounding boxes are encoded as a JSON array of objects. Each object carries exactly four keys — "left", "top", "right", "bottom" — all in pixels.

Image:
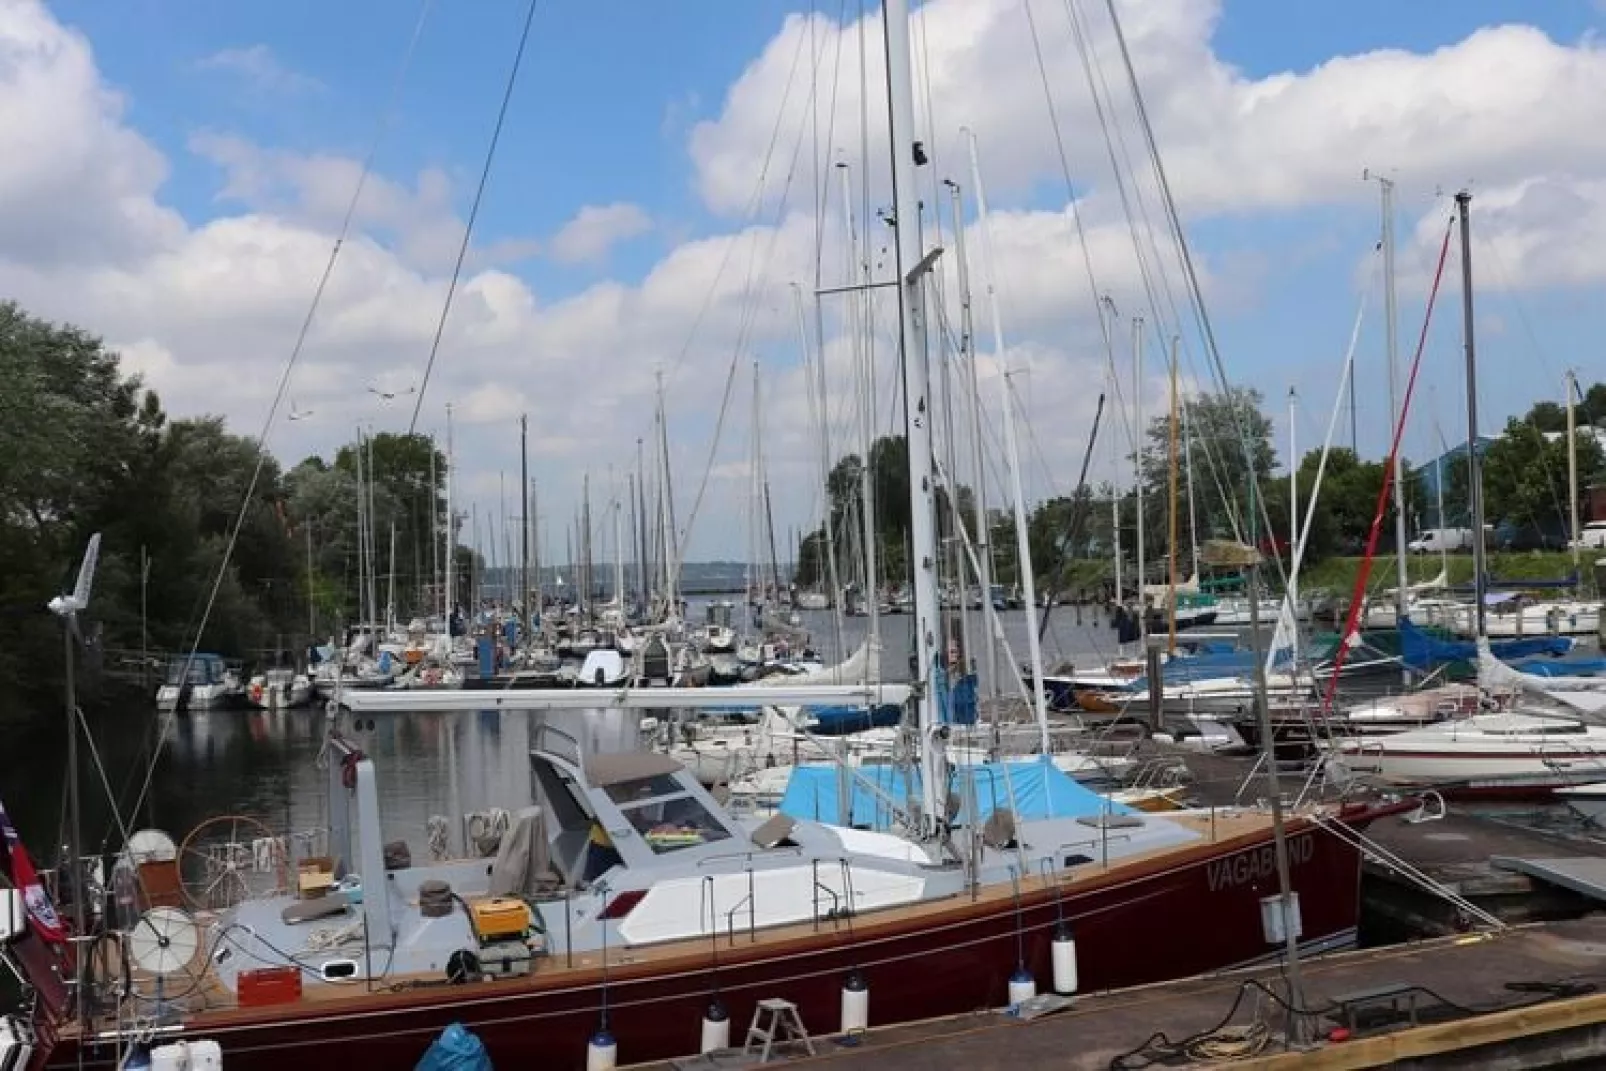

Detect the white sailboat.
[{"left": 1334, "top": 193, "right": 1606, "bottom": 794}]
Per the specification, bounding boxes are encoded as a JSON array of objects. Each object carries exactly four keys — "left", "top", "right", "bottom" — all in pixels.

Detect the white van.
[
  {"left": 1571, "top": 521, "right": 1606, "bottom": 550},
  {"left": 1407, "top": 528, "right": 1475, "bottom": 553}
]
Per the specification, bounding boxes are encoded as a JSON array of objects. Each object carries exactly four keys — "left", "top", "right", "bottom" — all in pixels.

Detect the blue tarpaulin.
[
  {"left": 1399, "top": 616, "right": 1570, "bottom": 669},
  {"left": 777, "top": 755, "right": 1129, "bottom": 829}
]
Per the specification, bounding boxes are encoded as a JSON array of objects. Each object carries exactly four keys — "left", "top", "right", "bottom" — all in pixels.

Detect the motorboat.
[
  {"left": 155, "top": 654, "right": 244, "bottom": 711},
  {"left": 245, "top": 667, "right": 312, "bottom": 709}
]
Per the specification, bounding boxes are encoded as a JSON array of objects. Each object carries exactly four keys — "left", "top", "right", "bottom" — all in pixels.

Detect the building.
[{"left": 1411, "top": 436, "right": 1492, "bottom": 530}]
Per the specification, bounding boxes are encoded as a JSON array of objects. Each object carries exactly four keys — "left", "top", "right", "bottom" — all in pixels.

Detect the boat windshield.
[
  {"left": 619, "top": 794, "right": 731, "bottom": 854},
  {"left": 603, "top": 774, "right": 684, "bottom": 805},
  {"left": 165, "top": 658, "right": 219, "bottom": 685}
]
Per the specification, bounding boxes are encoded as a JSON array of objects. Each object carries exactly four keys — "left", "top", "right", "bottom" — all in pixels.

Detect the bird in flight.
[
  {"left": 288, "top": 399, "right": 314, "bottom": 421},
  {"left": 368, "top": 385, "right": 417, "bottom": 402}
]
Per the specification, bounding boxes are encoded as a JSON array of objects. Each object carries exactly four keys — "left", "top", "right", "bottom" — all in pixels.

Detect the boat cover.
[
  {"left": 777, "top": 756, "right": 1130, "bottom": 829},
  {"left": 1399, "top": 615, "right": 1570, "bottom": 669}
]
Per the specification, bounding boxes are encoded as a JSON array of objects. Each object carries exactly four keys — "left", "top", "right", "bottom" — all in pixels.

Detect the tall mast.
[
  {"left": 833, "top": 165, "right": 872, "bottom": 646},
  {"left": 1183, "top": 395, "right": 1200, "bottom": 579},
  {"left": 1110, "top": 357, "right": 1123, "bottom": 611},
  {"left": 937, "top": 218, "right": 973, "bottom": 680},
  {"left": 882, "top": 0, "right": 945, "bottom": 832},
  {"left": 636, "top": 437, "right": 651, "bottom": 605},
  {"left": 1457, "top": 190, "right": 1487, "bottom": 640},
  {"left": 429, "top": 439, "right": 440, "bottom": 622},
  {"left": 613, "top": 487, "right": 625, "bottom": 614},
  {"left": 1288, "top": 386, "right": 1299, "bottom": 625},
  {"left": 520, "top": 414, "right": 530, "bottom": 632},
  {"left": 1374, "top": 175, "right": 1410, "bottom": 661},
  {"left": 1167, "top": 339, "right": 1180, "bottom": 653},
  {"left": 749, "top": 360, "right": 761, "bottom": 611},
  {"left": 764, "top": 480, "right": 782, "bottom": 609},
  {"left": 354, "top": 426, "right": 367, "bottom": 625},
  {"left": 627, "top": 473, "right": 638, "bottom": 610},
  {"left": 444, "top": 404, "right": 455, "bottom": 623},
  {"left": 367, "top": 429, "right": 379, "bottom": 627},
  {"left": 385, "top": 521, "right": 396, "bottom": 631},
  {"left": 1132, "top": 316, "right": 1146, "bottom": 637},
  {"left": 582, "top": 474, "right": 593, "bottom": 616},
  {"left": 531, "top": 479, "right": 542, "bottom": 618},
  {"left": 306, "top": 523, "right": 316, "bottom": 640},
  {"left": 656, "top": 373, "right": 678, "bottom": 618},
  {"left": 947, "top": 170, "right": 997, "bottom": 697},
  {"left": 1568, "top": 369, "right": 1581, "bottom": 579},
  {"left": 969, "top": 135, "right": 1050, "bottom": 754}
]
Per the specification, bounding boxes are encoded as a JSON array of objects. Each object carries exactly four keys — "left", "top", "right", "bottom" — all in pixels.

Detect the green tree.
[
  {"left": 1523, "top": 400, "right": 1568, "bottom": 434},
  {"left": 1470, "top": 417, "right": 1605, "bottom": 531},
  {"left": 1287, "top": 448, "right": 1388, "bottom": 558},
  {"left": 0, "top": 303, "right": 307, "bottom": 701},
  {"left": 1138, "top": 387, "right": 1276, "bottom": 563}
]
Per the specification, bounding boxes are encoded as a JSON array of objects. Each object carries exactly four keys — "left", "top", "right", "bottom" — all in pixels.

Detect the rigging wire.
[
  {"left": 1018, "top": 0, "right": 1121, "bottom": 414},
  {"left": 408, "top": 0, "right": 538, "bottom": 433},
  {"left": 674, "top": 21, "right": 828, "bottom": 568},
  {"left": 1100, "top": 0, "right": 1286, "bottom": 566},
  {"left": 121, "top": 0, "right": 437, "bottom": 830},
  {"left": 1320, "top": 213, "right": 1456, "bottom": 716},
  {"left": 1059, "top": 0, "right": 1243, "bottom": 555}
]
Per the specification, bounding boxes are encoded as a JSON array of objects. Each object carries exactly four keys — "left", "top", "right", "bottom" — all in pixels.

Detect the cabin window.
[
  {"left": 603, "top": 774, "right": 684, "bottom": 805},
  {"left": 619, "top": 795, "right": 732, "bottom": 854}
]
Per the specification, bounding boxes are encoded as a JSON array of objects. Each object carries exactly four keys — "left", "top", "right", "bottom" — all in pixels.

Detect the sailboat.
[
  {"left": 1334, "top": 192, "right": 1606, "bottom": 795},
  {"left": 18, "top": 7, "right": 1410, "bottom": 1071}
]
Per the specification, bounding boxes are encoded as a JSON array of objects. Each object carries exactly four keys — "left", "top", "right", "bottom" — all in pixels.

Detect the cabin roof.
[{"left": 584, "top": 751, "right": 684, "bottom": 788}]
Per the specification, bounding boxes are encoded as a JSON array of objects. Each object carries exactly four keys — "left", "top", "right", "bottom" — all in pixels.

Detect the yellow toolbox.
[{"left": 470, "top": 897, "right": 532, "bottom": 943}]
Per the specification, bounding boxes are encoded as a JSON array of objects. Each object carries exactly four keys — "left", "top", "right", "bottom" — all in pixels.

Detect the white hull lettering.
[{"left": 1206, "top": 833, "right": 1316, "bottom": 892}]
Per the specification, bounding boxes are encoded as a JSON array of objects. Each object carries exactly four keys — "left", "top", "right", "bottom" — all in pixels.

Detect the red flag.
[{"left": 0, "top": 802, "right": 67, "bottom": 944}]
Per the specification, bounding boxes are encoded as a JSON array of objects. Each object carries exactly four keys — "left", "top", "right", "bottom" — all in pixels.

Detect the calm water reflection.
[{"left": 1, "top": 604, "right": 1126, "bottom": 860}]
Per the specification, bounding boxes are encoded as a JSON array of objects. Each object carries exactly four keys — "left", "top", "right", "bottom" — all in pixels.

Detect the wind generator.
[{"left": 47, "top": 533, "right": 99, "bottom": 1026}]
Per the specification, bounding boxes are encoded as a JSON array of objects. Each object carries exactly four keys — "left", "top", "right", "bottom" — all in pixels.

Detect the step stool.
[{"left": 743, "top": 998, "right": 815, "bottom": 1062}]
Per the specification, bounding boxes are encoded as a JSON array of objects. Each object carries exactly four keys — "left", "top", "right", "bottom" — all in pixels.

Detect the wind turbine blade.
[{"left": 73, "top": 533, "right": 101, "bottom": 609}]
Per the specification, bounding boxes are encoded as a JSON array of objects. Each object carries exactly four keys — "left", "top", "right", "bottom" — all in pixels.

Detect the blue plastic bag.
[{"left": 415, "top": 1022, "right": 492, "bottom": 1071}]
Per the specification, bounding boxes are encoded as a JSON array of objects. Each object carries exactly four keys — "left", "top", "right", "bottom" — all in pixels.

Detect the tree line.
[
  {"left": 0, "top": 302, "right": 460, "bottom": 705},
  {"left": 792, "top": 382, "right": 1606, "bottom": 597}
]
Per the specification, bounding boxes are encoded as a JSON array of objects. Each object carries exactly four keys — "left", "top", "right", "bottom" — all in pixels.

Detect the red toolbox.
[{"left": 238, "top": 965, "right": 303, "bottom": 1007}]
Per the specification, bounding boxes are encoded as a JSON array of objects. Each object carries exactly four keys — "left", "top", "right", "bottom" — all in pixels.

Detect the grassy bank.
[{"left": 1296, "top": 550, "right": 1594, "bottom": 595}]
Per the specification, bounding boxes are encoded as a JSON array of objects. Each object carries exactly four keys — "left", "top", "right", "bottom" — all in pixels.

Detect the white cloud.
[
  {"left": 11, "top": 0, "right": 1606, "bottom": 559},
  {"left": 0, "top": 1, "right": 182, "bottom": 266},
  {"left": 189, "top": 132, "right": 540, "bottom": 272},
  {"left": 197, "top": 44, "right": 323, "bottom": 96},
  {"left": 547, "top": 203, "right": 654, "bottom": 265},
  {"left": 691, "top": 3, "right": 1606, "bottom": 223}
]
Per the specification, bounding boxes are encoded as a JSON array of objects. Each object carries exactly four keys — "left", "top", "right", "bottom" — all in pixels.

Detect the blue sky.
[{"left": 11, "top": 0, "right": 1606, "bottom": 560}]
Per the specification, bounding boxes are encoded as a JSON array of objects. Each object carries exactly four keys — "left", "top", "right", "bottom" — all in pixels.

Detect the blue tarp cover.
[
  {"left": 1399, "top": 615, "right": 1570, "bottom": 669},
  {"left": 778, "top": 755, "right": 1130, "bottom": 829}
]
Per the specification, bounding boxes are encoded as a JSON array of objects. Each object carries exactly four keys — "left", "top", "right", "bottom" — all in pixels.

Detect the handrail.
[
  {"left": 697, "top": 846, "right": 802, "bottom": 870},
  {"left": 723, "top": 891, "right": 755, "bottom": 948},
  {"left": 810, "top": 858, "right": 842, "bottom": 930}
]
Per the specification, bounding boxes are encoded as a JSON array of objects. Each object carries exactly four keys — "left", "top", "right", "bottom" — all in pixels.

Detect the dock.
[{"left": 629, "top": 918, "right": 1606, "bottom": 1070}]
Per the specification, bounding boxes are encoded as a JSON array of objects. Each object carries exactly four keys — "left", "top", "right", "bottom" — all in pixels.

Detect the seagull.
[
  {"left": 368, "top": 385, "right": 417, "bottom": 402},
  {"left": 288, "top": 400, "right": 314, "bottom": 421}
]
